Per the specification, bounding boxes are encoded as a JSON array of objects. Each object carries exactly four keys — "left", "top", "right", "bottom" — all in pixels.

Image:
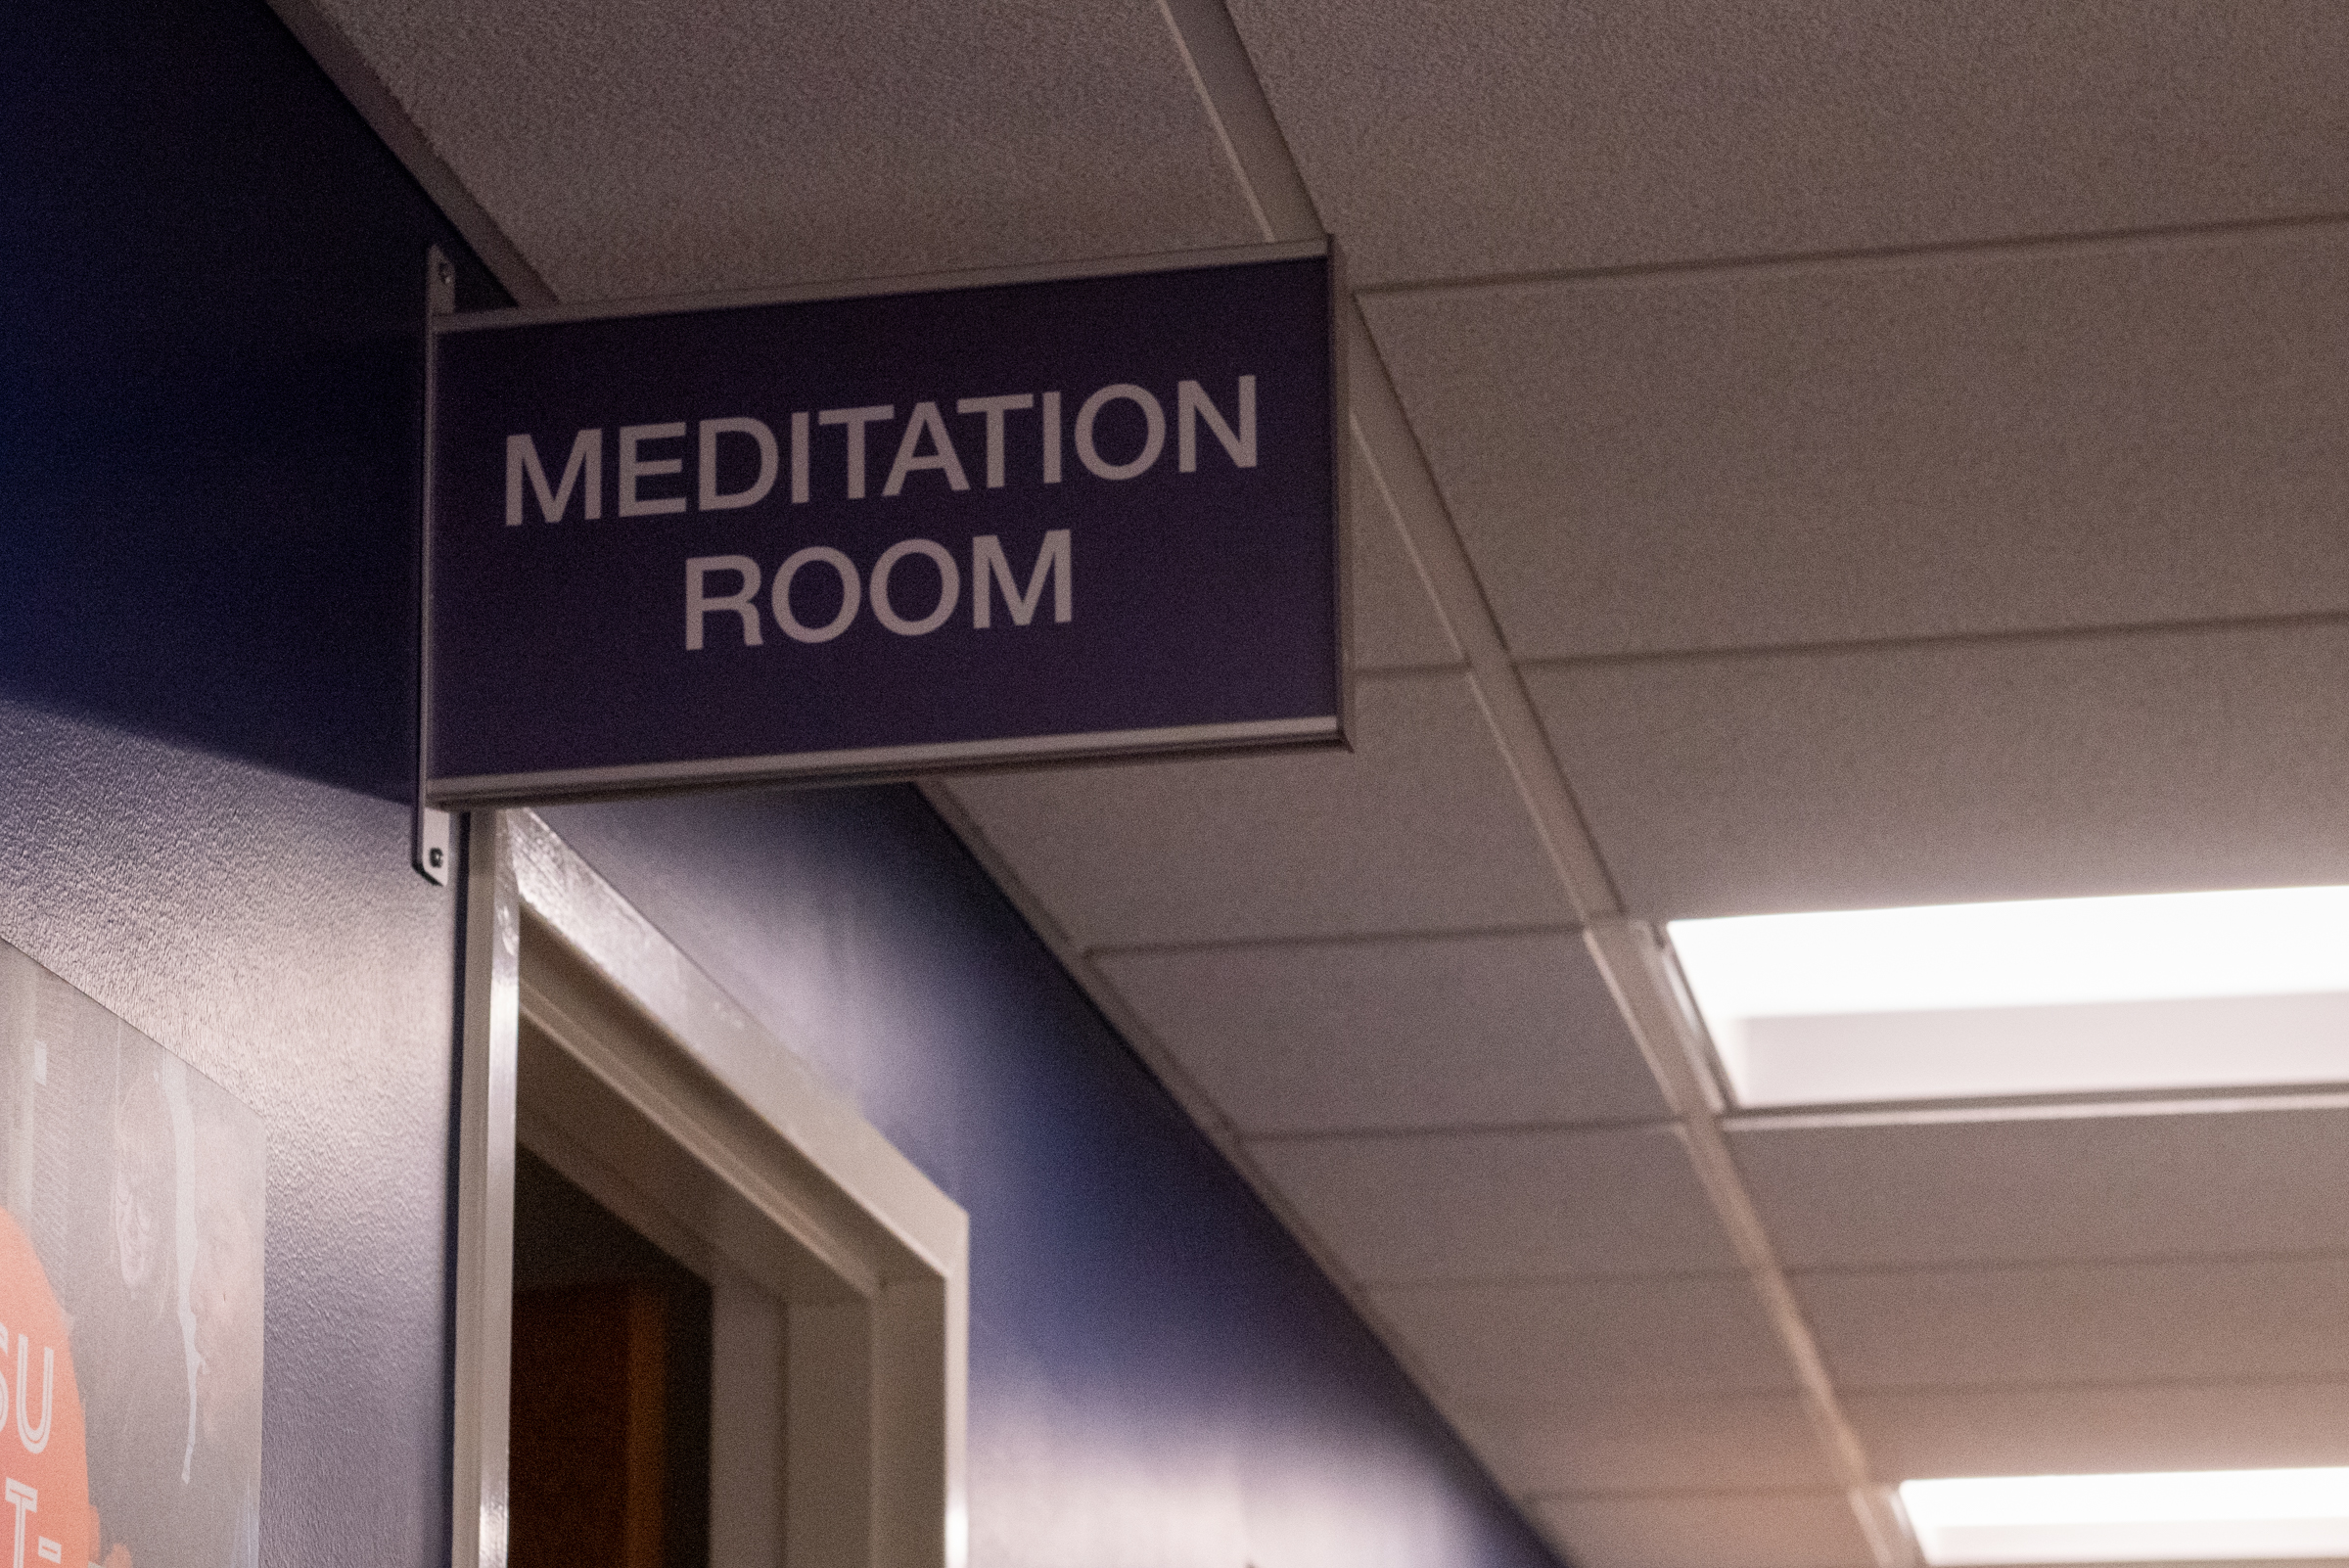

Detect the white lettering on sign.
[
  {"left": 684, "top": 556, "right": 763, "bottom": 651},
  {"left": 689, "top": 533, "right": 1073, "bottom": 649},
  {"left": 870, "top": 538, "right": 961, "bottom": 634},
  {"left": 882, "top": 403, "right": 970, "bottom": 497},
  {"left": 698, "top": 418, "right": 778, "bottom": 511},
  {"left": 973, "top": 531, "right": 1071, "bottom": 628},
  {"left": 773, "top": 547, "right": 861, "bottom": 644},
  {"left": 1178, "top": 376, "right": 1255, "bottom": 472},
  {"left": 500, "top": 377, "right": 1258, "bottom": 522},
  {"left": 817, "top": 405, "right": 895, "bottom": 500},
  {"left": 1075, "top": 385, "right": 1165, "bottom": 481},
  {"left": 954, "top": 394, "right": 1034, "bottom": 489},
  {"left": 505, "top": 429, "right": 602, "bottom": 525},
  {"left": 618, "top": 423, "right": 688, "bottom": 516}
]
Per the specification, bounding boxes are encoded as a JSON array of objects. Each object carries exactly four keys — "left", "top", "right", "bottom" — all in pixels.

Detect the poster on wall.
[{"left": 0, "top": 941, "right": 264, "bottom": 1568}]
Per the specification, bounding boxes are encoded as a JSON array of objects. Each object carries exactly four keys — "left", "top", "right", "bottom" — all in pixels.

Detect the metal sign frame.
[{"left": 418, "top": 239, "right": 1348, "bottom": 810}]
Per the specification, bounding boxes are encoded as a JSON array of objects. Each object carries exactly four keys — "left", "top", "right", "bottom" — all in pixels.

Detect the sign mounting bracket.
[{"left": 413, "top": 246, "right": 457, "bottom": 884}]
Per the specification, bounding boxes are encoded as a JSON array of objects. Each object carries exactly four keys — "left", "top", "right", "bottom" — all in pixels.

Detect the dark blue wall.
[
  {"left": 3, "top": 0, "right": 512, "bottom": 801},
  {"left": 4, "top": 2, "right": 503, "bottom": 1564},
  {"left": 4, "top": 1, "right": 1561, "bottom": 1564},
  {"left": 542, "top": 789, "right": 1559, "bottom": 1568}
]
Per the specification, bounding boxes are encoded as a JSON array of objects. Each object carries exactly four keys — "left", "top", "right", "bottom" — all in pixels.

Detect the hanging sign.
[{"left": 423, "top": 241, "right": 1341, "bottom": 805}]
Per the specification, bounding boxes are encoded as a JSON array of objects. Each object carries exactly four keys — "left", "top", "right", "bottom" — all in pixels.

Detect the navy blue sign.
[{"left": 424, "top": 243, "right": 1339, "bottom": 804}]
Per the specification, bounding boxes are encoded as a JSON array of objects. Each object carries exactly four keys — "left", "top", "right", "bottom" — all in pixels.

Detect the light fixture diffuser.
[
  {"left": 1667, "top": 887, "right": 2349, "bottom": 1108},
  {"left": 1902, "top": 1468, "right": 2349, "bottom": 1565}
]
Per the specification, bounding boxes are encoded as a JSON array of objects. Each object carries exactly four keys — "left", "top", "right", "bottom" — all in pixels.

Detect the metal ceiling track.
[{"left": 1118, "top": 4, "right": 1927, "bottom": 1564}]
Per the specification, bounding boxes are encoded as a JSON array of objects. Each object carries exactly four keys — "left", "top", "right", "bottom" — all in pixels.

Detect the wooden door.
[{"left": 509, "top": 1281, "right": 668, "bottom": 1568}]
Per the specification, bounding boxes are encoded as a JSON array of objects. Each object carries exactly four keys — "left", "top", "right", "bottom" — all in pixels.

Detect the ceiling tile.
[
  {"left": 944, "top": 670, "right": 1576, "bottom": 947},
  {"left": 1454, "top": 1391, "right": 1836, "bottom": 1497},
  {"left": 1846, "top": 1380, "right": 2349, "bottom": 1481},
  {"left": 1095, "top": 931, "right": 1664, "bottom": 1136},
  {"left": 1372, "top": 1274, "right": 1799, "bottom": 1408},
  {"left": 1230, "top": 0, "right": 2349, "bottom": 284},
  {"left": 1526, "top": 620, "right": 2349, "bottom": 918},
  {"left": 1362, "top": 229, "right": 2349, "bottom": 660},
  {"left": 1252, "top": 1124, "right": 1731, "bottom": 1283},
  {"left": 1732, "top": 1108, "right": 2349, "bottom": 1270},
  {"left": 1350, "top": 444, "right": 1461, "bottom": 671},
  {"left": 1530, "top": 1490, "right": 1875, "bottom": 1568},
  {"left": 1799, "top": 1256, "right": 2349, "bottom": 1390},
  {"left": 320, "top": 0, "right": 1257, "bottom": 299}
]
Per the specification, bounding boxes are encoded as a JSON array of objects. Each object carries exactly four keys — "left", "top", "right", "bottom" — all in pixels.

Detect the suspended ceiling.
[{"left": 288, "top": 1, "right": 2349, "bottom": 1563}]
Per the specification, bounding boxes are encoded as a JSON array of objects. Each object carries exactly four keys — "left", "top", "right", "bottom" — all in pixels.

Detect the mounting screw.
[{"left": 413, "top": 804, "right": 452, "bottom": 885}]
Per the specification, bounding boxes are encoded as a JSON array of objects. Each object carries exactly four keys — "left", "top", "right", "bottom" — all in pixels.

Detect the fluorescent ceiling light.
[
  {"left": 1902, "top": 1468, "right": 2349, "bottom": 1564},
  {"left": 1667, "top": 887, "right": 2349, "bottom": 1108}
]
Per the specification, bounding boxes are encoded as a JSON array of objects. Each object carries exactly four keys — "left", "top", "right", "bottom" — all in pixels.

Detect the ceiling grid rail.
[{"left": 1132, "top": 3, "right": 1924, "bottom": 1563}]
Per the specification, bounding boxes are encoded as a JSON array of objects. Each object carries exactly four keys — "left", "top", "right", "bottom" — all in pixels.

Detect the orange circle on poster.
[{"left": 0, "top": 1210, "right": 89, "bottom": 1568}]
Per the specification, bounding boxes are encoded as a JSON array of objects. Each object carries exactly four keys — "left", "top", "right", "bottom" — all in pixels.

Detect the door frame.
[{"left": 450, "top": 808, "right": 969, "bottom": 1568}]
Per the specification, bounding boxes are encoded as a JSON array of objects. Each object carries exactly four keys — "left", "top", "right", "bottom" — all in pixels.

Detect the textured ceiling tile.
[
  {"left": 320, "top": 0, "right": 1258, "bottom": 300},
  {"left": 1454, "top": 1392, "right": 1836, "bottom": 1497},
  {"left": 1350, "top": 444, "right": 1462, "bottom": 671},
  {"left": 944, "top": 670, "right": 1576, "bottom": 946},
  {"left": 1846, "top": 1381, "right": 2349, "bottom": 1481},
  {"left": 1372, "top": 1274, "right": 1800, "bottom": 1408},
  {"left": 1731, "top": 1108, "right": 2349, "bottom": 1271},
  {"left": 1096, "top": 931, "right": 1664, "bottom": 1136},
  {"left": 1799, "top": 1257, "right": 2349, "bottom": 1390},
  {"left": 1230, "top": 0, "right": 2349, "bottom": 285},
  {"left": 1526, "top": 621, "right": 2349, "bottom": 918},
  {"left": 1252, "top": 1124, "right": 1732, "bottom": 1282},
  {"left": 1531, "top": 1491, "right": 1876, "bottom": 1568},
  {"left": 1363, "top": 230, "right": 2349, "bottom": 659}
]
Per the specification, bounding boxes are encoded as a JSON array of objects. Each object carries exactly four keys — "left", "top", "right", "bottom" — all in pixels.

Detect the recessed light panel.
[
  {"left": 1667, "top": 888, "right": 2349, "bottom": 1108},
  {"left": 1902, "top": 1468, "right": 2349, "bottom": 1565}
]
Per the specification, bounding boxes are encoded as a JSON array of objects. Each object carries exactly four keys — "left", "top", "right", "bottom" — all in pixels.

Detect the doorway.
[
  {"left": 509, "top": 1146, "right": 714, "bottom": 1568},
  {"left": 449, "top": 810, "right": 969, "bottom": 1568}
]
